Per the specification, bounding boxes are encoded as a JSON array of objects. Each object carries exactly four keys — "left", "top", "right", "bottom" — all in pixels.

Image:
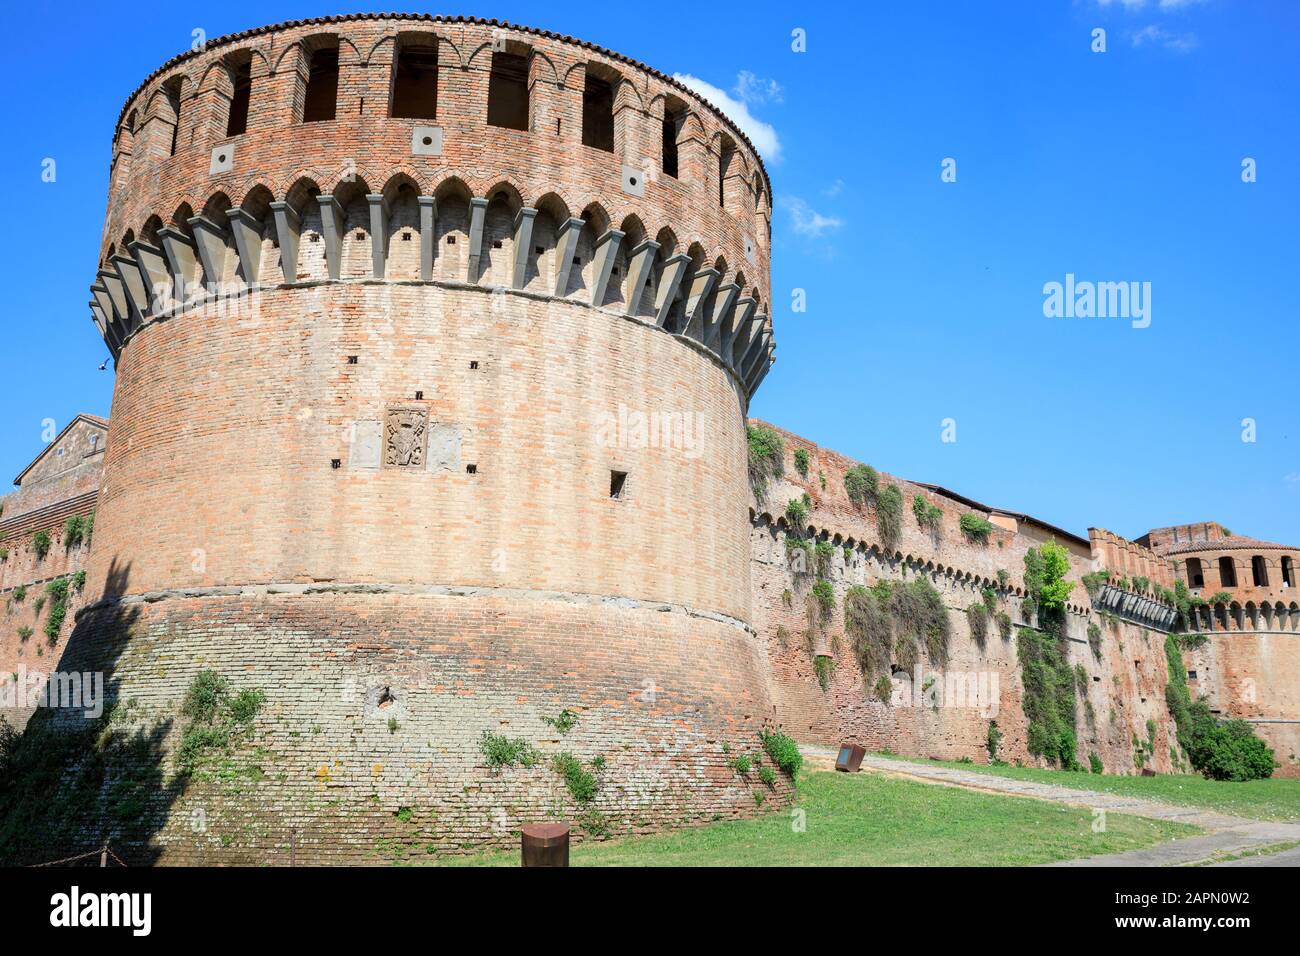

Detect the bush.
[
  {"left": 845, "top": 585, "right": 892, "bottom": 677},
  {"left": 480, "top": 732, "right": 540, "bottom": 769},
  {"left": 1024, "top": 542, "right": 1075, "bottom": 611},
  {"left": 959, "top": 513, "right": 993, "bottom": 543},
  {"left": 785, "top": 495, "right": 810, "bottom": 531},
  {"left": 986, "top": 720, "right": 1003, "bottom": 762},
  {"left": 541, "top": 709, "right": 579, "bottom": 734},
  {"left": 966, "top": 603, "right": 989, "bottom": 649},
  {"left": 981, "top": 587, "right": 998, "bottom": 615},
  {"left": 746, "top": 425, "right": 784, "bottom": 499},
  {"left": 757, "top": 764, "right": 777, "bottom": 787},
  {"left": 1017, "top": 628, "right": 1079, "bottom": 769},
  {"left": 793, "top": 448, "right": 809, "bottom": 478},
  {"left": 71, "top": 570, "right": 86, "bottom": 593},
  {"left": 1089, "top": 753, "right": 1104, "bottom": 774},
  {"left": 12, "top": 586, "right": 25, "bottom": 603},
  {"left": 889, "top": 577, "right": 951, "bottom": 667},
  {"left": 874, "top": 674, "right": 893, "bottom": 703},
  {"left": 995, "top": 611, "right": 1012, "bottom": 641},
  {"left": 43, "top": 578, "right": 69, "bottom": 641},
  {"left": 812, "top": 579, "right": 834, "bottom": 622},
  {"left": 912, "top": 494, "right": 942, "bottom": 533},
  {"left": 32, "top": 532, "right": 51, "bottom": 561},
  {"left": 1087, "top": 623, "right": 1102, "bottom": 660},
  {"left": 176, "top": 670, "right": 264, "bottom": 776},
  {"left": 552, "top": 752, "right": 599, "bottom": 803},
  {"left": 760, "top": 728, "right": 803, "bottom": 776},
  {"left": 63, "top": 515, "right": 85, "bottom": 550},
  {"left": 814, "top": 540, "right": 836, "bottom": 577},
  {"left": 875, "top": 485, "right": 903, "bottom": 550},
  {"left": 813, "top": 654, "right": 835, "bottom": 691},
  {"left": 843, "top": 464, "right": 878, "bottom": 508},
  {"left": 1081, "top": 570, "right": 1111, "bottom": 598},
  {"left": 1197, "top": 720, "right": 1277, "bottom": 782}
]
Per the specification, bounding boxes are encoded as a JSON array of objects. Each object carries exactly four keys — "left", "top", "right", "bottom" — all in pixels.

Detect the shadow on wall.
[{"left": 0, "top": 558, "right": 193, "bottom": 866}]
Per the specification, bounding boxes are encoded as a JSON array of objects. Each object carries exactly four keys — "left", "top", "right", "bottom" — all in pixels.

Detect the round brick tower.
[{"left": 72, "top": 14, "right": 778, "bottom": 863}]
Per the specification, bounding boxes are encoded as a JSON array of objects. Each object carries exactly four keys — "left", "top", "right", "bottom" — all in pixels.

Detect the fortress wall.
[
  {"left": 749, "top": 422, "right": 1182, "bottom": 774},
  {"left": 26, "top": 590, "right": 782, "bottom": 865}
]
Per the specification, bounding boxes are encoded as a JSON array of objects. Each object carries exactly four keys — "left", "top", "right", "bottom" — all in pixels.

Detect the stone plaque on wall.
[{"left": 384, "top": 406, "right": 428, "bottom": 469}]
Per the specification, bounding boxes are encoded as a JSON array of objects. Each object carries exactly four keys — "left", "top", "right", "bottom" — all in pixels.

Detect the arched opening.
[
  {"left": 718, "top": 133, "right": 736, "bottom": 208},
  {"left": 381, "top": 175, "right": 422, "bottom": 280},
  {"left": 285, "top": 178, "right": 324, "bottom": 281},
  {"left": 478, "top": 185, "right": 521, "bottom": 286},
  {"left": 333, "top": 178, "right": 372, "bottom": 278},
  {"left": 581, "top": 64, "right": 616, "bottom": 152},
  {"left": 525, "top": 193, "right": 569, "bottom": 294},
  {"left": 239, "top": 185, "right": 276, "bottom": 282},
  {"left": 1252, "top": 555, "right": 1269, "bottom": 588},
  {"left": 1218, "top": 556, "right": 1237, "bottom": 588},
  {"left": 225, "top": 52, "right": 253, "bottom": 137},
  {"left": 1185, "top": 557, "right": 1205, "bottom": 589},
  {"left": 1283, "top": 556, "right": 1295, "bottom": 589},
  {"left": 162, "top": 76, "right": 185, "bottom": 156},
  {"left": 433, "top": 179, "right": 472, "bottom": 282},
  {"left": 662, "top": 97, "right": 685, "bottom": 179},
  {"left": 566, "top": 204, "right": 609, "bottom": 299}
]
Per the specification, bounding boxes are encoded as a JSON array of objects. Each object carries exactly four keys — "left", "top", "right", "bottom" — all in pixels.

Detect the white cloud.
[
  {"left": 672, "top": 72, "right": 782, "bottom": 161},
  {"left": 1131, "top": 23, "right": 1199, "bottom": 51},
  {"left": 1285, "top": 472, "right": 1300, "bottom": 484},
  {"left": 733, "top": 70, "right": 784, "bottom": 106},
  {"left": 780, "top": 196, "right": 843, "bottom": 239},
  {"left": 1095, "top": 0, "right": 1208, "bottom": 9}
]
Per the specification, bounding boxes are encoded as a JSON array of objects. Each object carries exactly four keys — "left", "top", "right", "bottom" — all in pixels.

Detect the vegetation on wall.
[
  {"left": 959, "top": 513, "right": 993, "bottom": 543},
  {"left": 890, "top": 577, "right": 951, "bottom": 668},
  {"left": 176, "top": 670, "right": 265, "bottom": 777},
  {"left": 793, "top": 448, "right": 809, "bottom": 478},
  {"left": 845, "top": 585, "right": 892, "bottom": 679},
  {"left": 63, "top": 516, "right": 85, "bottom": 551},
  {"left": 1164, "top": 636, "right": 1276, "bottom": 781},
  {"left": 43, "top": 578, "right": 69, "bottom": 642},
  {"left": 746, "top": 425, "right": 784, "bottom": 500},
  {"left": 813, "top": 654, "right": 836, "bottom": 691},
  {"left": 31, "top": 532, "right": 50, "bottom": 561},
  {"left": 552, "top": 752, "right": 602, "bottom": 803},
  {"left": 785, "top": 494, "right": 810, "bottom": 532},
  {"left": 1016, "top": 542, "right": 1081, "bottom": 769},
  {"left": 986, "top": 721, "right": 1003, "bottom": 764},
  {"left": 759, "top": 727, "right": 803, "bottom": 777},
  {"left": 1087, "top": 622, "right": 1103, "bottom": 661},
  {"left": 843, "top": 464, "right": 879, "bottom": 509},
  {"left": 995, "top": 610, "right": 1012, "bottom": 641},
  {"left": 875, "top": 485, "right": 903, "bottom": 551},
  {"left": 966, "top": 602, "right": 989, "bottom": 649},
  {"left": 541, "top": 709, "right": 579, "bottom": 734},
  {"left": 912, "top": 494, "right": 942, "bottom": 534},
  {"left": 812, "top": 579, "right": 834, "bottom": 622},
  {"left": 1024, "top": 542, "right": 1075, "bottom": 611},
  {"left": 480, "top": 732, "right": 541, "bottom": 769}
]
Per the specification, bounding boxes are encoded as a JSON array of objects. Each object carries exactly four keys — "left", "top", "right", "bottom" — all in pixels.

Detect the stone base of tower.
[{"left": 0, "top": 589, "right": 787, "bottom": 865}]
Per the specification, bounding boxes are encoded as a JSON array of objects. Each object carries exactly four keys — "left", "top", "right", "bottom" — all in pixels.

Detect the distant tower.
[{"left": 74, "top": 14, "right": 777, "bottom": 862}]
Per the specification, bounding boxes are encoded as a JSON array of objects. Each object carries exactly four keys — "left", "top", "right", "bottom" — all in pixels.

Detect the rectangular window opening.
[
  {"left": 609, "top": 470, "right": 628, "bottom": 499},
  {"left": 487, "top": 51, "right": 530, "bottom": 131},
  {"left": 662, "top": 109, "right": 681, "bottom": 179},
  {"left": 226, "top": 60, "right": 252, "bottom": 137},
  {"left": 582, "top": 73, "right": 615, "bottom": 152},
  {"left": 390, "top": 42, "right": 438, "bottom": 119},
  {"left": 303, "top": 47, "right": 340, "bottom": 123}
]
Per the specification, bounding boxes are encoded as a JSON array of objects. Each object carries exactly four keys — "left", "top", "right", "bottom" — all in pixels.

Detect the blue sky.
[{"left": 1, "top": 0, "right": 1296, "bottom": 544}]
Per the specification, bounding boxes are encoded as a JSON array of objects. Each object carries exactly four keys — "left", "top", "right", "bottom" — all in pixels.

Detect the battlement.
[{"left": 90, "top": 14, "right": 774, "bottom": 396}]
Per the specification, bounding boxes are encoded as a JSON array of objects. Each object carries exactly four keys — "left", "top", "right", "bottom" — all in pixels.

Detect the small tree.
[{"left": 32, "top": 531, "right": 51, "bottom": 561}]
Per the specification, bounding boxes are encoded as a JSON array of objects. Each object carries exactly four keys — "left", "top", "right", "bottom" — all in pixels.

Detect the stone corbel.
[
  {"left": 225, "top": 208, "right": 264, "bottom": 286},
  {"left": 622, "top": 239, "right": 660, "bottom": 316},
  {"left": 511, "top": 207, "right": 538, "bottom": 289},
  {"left": 157, "top": 225, "right": 200, "bottom": 300},
  {"left": 366, "top": 194, "right": 391, "bottom": 278},
  {"left": 682, "top": 267, "right": 720, "bottom": 341},
  {"left": 652, "top": 254, "right": 690, "bottom": 327},
  {"left": 128, "top": 240, "right": 173, "bottom": 314},
  {"left": 315, "top": 196, "right": 344, "bottom": 279},
  {"left": 466, "top": 197, "right": 489, "bottom": 282},
  {"left": 96, "top": 271, "right": 131, "bottom": 339},
  {"left": 89, "top": 301, "right": 121, "bottom": 353},
  {"left": 748, "top": 347, "right": 774, "bottom": 394},
  {"left": 708, "top": 282, "right": 741, "bottom": 354},
  {"left": 728, "top": 298, "right": 758, "bottom": 371},
  {"left": 187, "top": 215, "right": 231, "bottom": 292},
  {"left": 418, "top": 196, "right": 438, "bottom": 281},
  {"left": 588, "top": 228, "right": 625, "bottom": 307},
  {"left": 552, "top": 217, "right": 584, "bottom": 296},
  {"left": 746, "top": 340, "right": 774, "bottom": 392},
  {"left": 91, "top": 282, "right": 124, "bottom": 342},
  {"left": 109, "top": 256, "right": 148, "bottom": 328},
  {"left": 738, "top": 317, "right": 770, "bottom": 380},
  {"left": 269, "top": 202, "right": 302, "bottom": 284}
]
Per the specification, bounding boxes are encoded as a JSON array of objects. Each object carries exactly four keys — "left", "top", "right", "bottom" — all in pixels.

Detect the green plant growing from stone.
[
  {"left": 995, "top": 610, "right": 1012, "bottom": 641},
  {"left": 387, "top": 717, "right": 400, "bottom": 734},
  {"left": 874, "top": 674, "right": 893, "bottom": 703},
  {"left": 43, "top": 578, "right": 69, "bottom": 642},
  {"left": 17, "top": 626, "right": 32, "bottom": 642},
  {"left": 31, "top": 531, "right": 50, "bottom": 561},
  {"left": 729, "top": 752, "right": 753, "bottom": 774},
  {"left": 480, "top": 731, "right": 540, "bottom": 769},
  {"left": 542, "top": 708, "right": 579, "bottom": 734},
  {"left": 1024, "top": 542, "right": 1075, "bottom": 611},
  {"left": 793, "top": 448, "right": 809, "bottom": 478},
  {"left": 889, "top": 577, "right": 951, "bottom": 667},
  {"left": 552, "top": 752, "right": 600, "bottom": 803},
  {"left": 986, "top": 720, "right": 1003, "bottom": 763},
  {"left": 12, "top": 586, "right": 25, "bottom": 603},
  {"left": 966, "top": 602, "right": 989, "bottom": 649},
  {"left": 875, "top": 485, "right": 903, "bottom": 550},
  {"left": 71, "top": 570, "right": 86, "bottom": 593},
  {"left": 1089, "top": 753, "right": 1104, "bottom": 774},
  {"left": 912, "top": 494, "right": 942, "bottom": 534},
  {"left": 759, "top": 728, "right": 803, "bottom": 777},
  {"left": 176, "top": 670, "right": 265, "bottom": 777},
  {"left": 843, "top": 463, "right": 878, "bottom": 509},
  {"left": 63, "top": 515, "right": 85, "bottom": 551},
  {"left": 757, "top": 764, "right": 777, "bottom": 787},
  {"left": 813, "top": 654, "right": 835, "bottom": 691},
  {"left": 812, "top": 579, "right": 834, "bottom": 622},
  {"left": 746, "top": 424, "right": 784, "bottom": 500},
  {"left": 959, "top": 513, "right": 993, "bottom": 543},
  {"left": 1087, "top": 622, "right": 1103, "bottom": 661},
  {"left": 785, "top": 494, "right": 810, "bottom": 531},
  {"left": 845, "top": 584, "right": 892, "bottom": 679}
]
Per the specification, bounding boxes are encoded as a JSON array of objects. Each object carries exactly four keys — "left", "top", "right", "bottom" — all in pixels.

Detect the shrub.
[
  {"left": 814, "top": 541, "right": 836, "bottom": 577},
  {"left": 1177, "top": 633, "right": 1209, "bottom": 650},
  {"left": 1089, "top": 753, "right": 1104, "bottom": 774},
  {"left": 0, "top": 547, "right": 7, "bottom": 562},
  {"left": 552, "top": 752, "right": 600, "bottom": 803},
  {"left": 793, "top": 448, "right": 809, "bottom": 478},
  {"left": 966, "top": 602, "right": 989, "bottom": 649},
  {"left": 1087, "top": 623, "right": 1102, "bottom": 660},
  {"left": 760, "top": 728, "right": 803, "bottom": 776},
  {"left": 912, "top": 494, "right": 942, "bottom": 533},
  {"left": 843, "top": 464, "right": 878, "bottom": 508},
  {"left": 746, "top": 425, "right": 784, "bottom": 499},
  {"left": 17, "top": 626, "right": 32, "bottom": 642},
  {"left": 1208, "top": 591, "right": 1233, "bottom": 605},
  {"left": 785, "top": 537, "right": 813, "bottom": 576},
  {"left": 541, "top": 709, "right": 579, "bottom": 734},
  {"left": 1016, "top": 627, "right": 1079, "bottom": 769},
  {"left": 480, "top": 732, "right": 541, "bottom": 769},
  {"left": 43, "top": 578, "right": 69, "bottom": 641},
  {"left": 71, "top": 570, "right": 86, "bottom": 593},
  {"left": 32, "top": 531, "right": 50, "bottom": 561},
  {"left": 730, "top": 753, "right": 752, "bottom": 774},
  {"left": 63, "top": 515, "right": 85, "bottom": 550},
  {"left": 757, "top": 764, "right": 777, "bottom": 787},
  {"left": 182, "top": 670, "right": 229, "bottom": 723},
  {"left": 874, "top": 674, "right": 893, "bottom": 703},
  {"left": 176, "top": 670, "right": 264, "bottom": 776},
  {"left": 986, "top": 720, "right": 1003, "bottom": 762},
  {"left": 875, "top": 485, "right": 903, "bottom": 550},
  {"left": 981, "top": 587, "right": 998, "bottom": 614},
  {"left": 1197, "top": 720, "right": 1278, "bottom": 782},
  {"left": 1024, "top": 542, "right": 1075, "bottom": 611},
  {"left": 995, "top": 611, "right": 1012, "bottom": 641},
  {"left": 84, "top": 512, "right": 94, "bottom": 546},
  {"left": 812, "top": 579, "right": 835, "bottom": 622},
  {"left": 785, "top": 495, "right": 810, "bottom": 531},
  {"left": 813, "top": 654, "right": 835, "bottom": 691},
  {"left": 845, "top": 585, "right": 892, "bottom": 677},
  {"left": 12, "top": 586, "right": 25, "bottom": 603},
  {"left": 889, "top": 577, "right": 951, "bottom": 667},
  {"left": 959, "top": 513, "right": 993, "bottom": 543}
]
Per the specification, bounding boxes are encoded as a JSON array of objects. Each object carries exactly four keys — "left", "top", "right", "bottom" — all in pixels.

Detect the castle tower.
[{"left": 66, "top": 14, "right": 778, "bottom": 863}]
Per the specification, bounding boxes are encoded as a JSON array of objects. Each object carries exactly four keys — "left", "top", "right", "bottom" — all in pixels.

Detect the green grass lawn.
[
  {"left": 437, "top": 770, "right": 1195, "bottom": 867},
  {"left": 873, "top": 753, "right": 1300, "bottom": 822}
]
